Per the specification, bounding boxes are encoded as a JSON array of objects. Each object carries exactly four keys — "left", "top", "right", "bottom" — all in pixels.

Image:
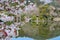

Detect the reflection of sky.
[
  {"left": 11, "top": 37, "right": 34, "bottom": 40},
  {"left": 44, "top": 0, "right": 52, "bottom": 4},
  {"left": 48, "top": 36, "right": 60, "bottom": 40},
  {"left": 40, "top": 0, "right": 52, "bottom": 4}
]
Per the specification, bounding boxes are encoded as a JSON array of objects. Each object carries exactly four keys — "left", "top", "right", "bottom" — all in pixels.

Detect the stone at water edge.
[{"left": 53, "top": 17, "right": 60, "bottom": 21}]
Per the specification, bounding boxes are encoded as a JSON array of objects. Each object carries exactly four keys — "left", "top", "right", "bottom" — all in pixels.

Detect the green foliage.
[
  {"left": 10, "top": 2, "right": 18, "bottom": 6},
  {"left": 4, "top": 12, "right": 9, "bottom": 15},
  {"left": 21, "top": 14, "right": 26, "bottom": 21},
  {"left": 18, "top": 28, "right": 25, "bottom": 37},
  {"left": 31, "top": 15, "right": 36, "bottom": 21},
  {"left": 39, "top": 28, "right": 50, "bottom": 38},
  {"left": 39, "top": 5, "right": 50, "bottom": 15},
  {"left": 8, "top": 14, "right": 16, "bottom": 16},
  {"left": 20, "top": 6, "right": 25, "bottom": 9},
  {"left": 22, "top": 4, "right": 54, "bottom": 38},
  {"left": 1, "top": 1, "right": 60, "bottom": 39},
  {"left": 0, "top": 26, "right": 2, "bottom": 28},
  {"left": 29, "top": 15, "right": 37, "bottom": 26},
  {"left": 4, "top": 21, "right": 13, "bottom": 25},
  {"left": 37, "top": 4, "right": 53, "bottom": 38}
]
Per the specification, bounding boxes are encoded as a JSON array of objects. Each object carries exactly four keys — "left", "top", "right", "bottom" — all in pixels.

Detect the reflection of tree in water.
[{"left": 19, "top": 4, "right": 60, "bottom": 39}]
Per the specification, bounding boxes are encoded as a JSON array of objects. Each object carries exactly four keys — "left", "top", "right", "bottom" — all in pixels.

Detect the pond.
[
  {"left": 47, "top": 36, "right": 60, "bottom": 40},
  {"left": 11, "top": 37, "right": 35, "bottom": 40}
]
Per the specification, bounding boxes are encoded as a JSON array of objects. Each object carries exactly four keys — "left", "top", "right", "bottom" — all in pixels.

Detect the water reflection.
[
  {"left": 47, "top": 36, "right": 60, "bottom": 40},
  {"left": 11, "top": 37, "right": 34, "bottom": 40}
]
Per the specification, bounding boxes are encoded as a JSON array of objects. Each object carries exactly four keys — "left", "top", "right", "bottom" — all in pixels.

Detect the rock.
[{"left": 53, "top": 17, "right": 60, "bottom": 21}]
